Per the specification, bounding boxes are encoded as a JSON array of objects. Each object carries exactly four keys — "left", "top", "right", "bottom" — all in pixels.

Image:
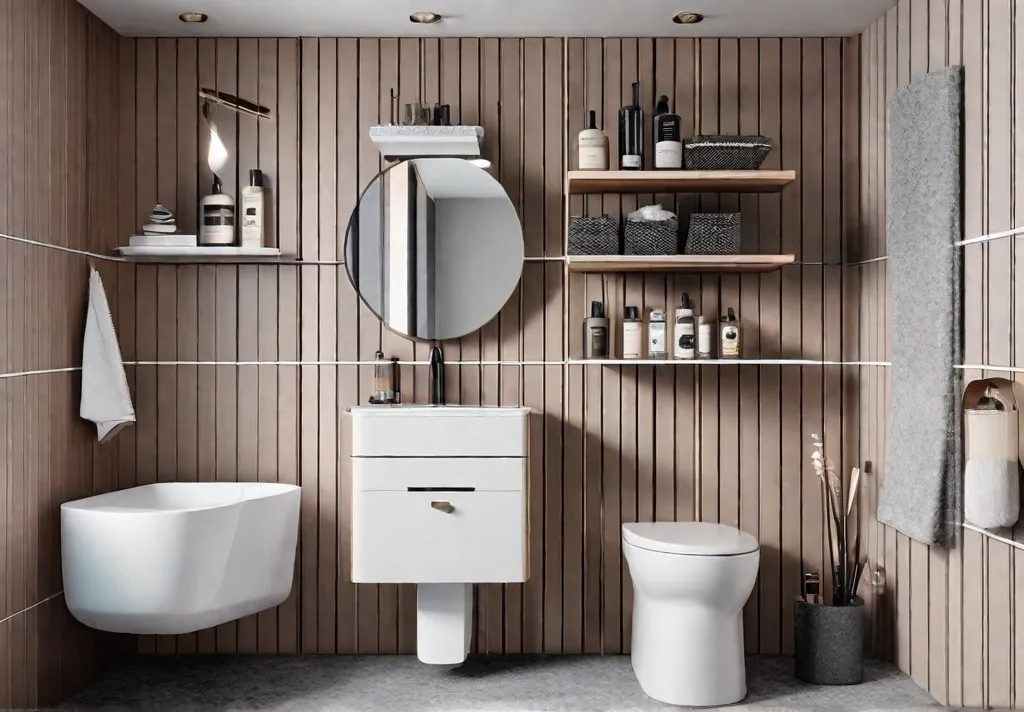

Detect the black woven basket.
[
  {"left": 685, "top": 213, "right": 741, "bottom": 255},
  {"left": 568, "top": 215, "right": 620, "bottom": 255},
  {"left": 624, "top": 217, "right": 679, "bottom": 256},
  {"left": 684, "top": 135, "right": 773, "bottom": 170}
]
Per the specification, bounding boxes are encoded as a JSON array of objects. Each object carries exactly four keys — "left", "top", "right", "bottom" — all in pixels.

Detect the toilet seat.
[{"left": 622, "top": 522, "right": 758, "bottom": 556}]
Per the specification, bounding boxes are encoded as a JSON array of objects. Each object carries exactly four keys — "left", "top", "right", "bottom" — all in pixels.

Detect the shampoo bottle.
[
  {"left": 199, "top": 177, "right": 236, "bottom": 246},
  {"left": 653, "top": 95, "right": 683, "bottom": 169},
  {"left": 618, "top": 82, "right": 644, "bottom": 170},
  {"left": 697, "top": 317, "right": 713, "bottom": 359},
  {"left": 240, "top": 169, "right": 265, "bottom": 248},
  {"left": 622, "top": 306, "right": 642, "bottom": 359},
  {"left": 674, "top": 293, "right": 696, "bottom": 360},
  {"left": 720, "top": 308, "right": 741, "bottom": 359},
  {"left": 583, "top": 301, "right": 610, "bottom": 359},
  {"left": 649, "top": 310, "right": 668, "bottom": 360},
  {"left": 578, "top": 110, "right": 609, "bottom": 171}
]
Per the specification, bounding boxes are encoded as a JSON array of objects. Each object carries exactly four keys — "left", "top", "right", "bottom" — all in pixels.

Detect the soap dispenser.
[
  {"left": 673, "top": 293, "right": 696, "bottom": 360},
  {"left": 578, "top": 109, "right": 609, "bottom": 171},
  {"left": 200, "top": 177, "right": 236, "bottom": 246},
  {"left": 653, "top": 95, "right": 683, "bottom": 169},
  {"left": 583, "top": 301, "right": 610, "bottom": 359},
  {"left": 720, "top": 308, "right": 741, "bottom": 359}
]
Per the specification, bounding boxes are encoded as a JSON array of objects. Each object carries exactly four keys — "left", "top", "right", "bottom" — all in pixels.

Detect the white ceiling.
[{"left": 76, "top": 0, "right": 898, "bottom": 38}]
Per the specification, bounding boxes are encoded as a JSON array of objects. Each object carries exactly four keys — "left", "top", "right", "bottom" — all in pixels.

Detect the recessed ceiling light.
[
  {"left": 179, "top": 11, "right": 209, "bottom": 23},
  {"left": 672, "top": 11, "right": 704, "bottom": 25},
  {"left": 409, "top": 11, "right": 442, "bottom": 24}
]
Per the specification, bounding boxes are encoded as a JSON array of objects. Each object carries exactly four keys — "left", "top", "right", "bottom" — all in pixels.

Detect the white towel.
[{"left": 80, "top": 268, "right": 135, "bottom": 442}]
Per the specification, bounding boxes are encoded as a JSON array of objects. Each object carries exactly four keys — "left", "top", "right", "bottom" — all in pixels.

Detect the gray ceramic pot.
[{"left": 794, "top": 597, "right": 864, "bottom": 685}]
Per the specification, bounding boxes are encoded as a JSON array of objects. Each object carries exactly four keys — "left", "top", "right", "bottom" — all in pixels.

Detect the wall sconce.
[{"left": 198, "top": 88, "right": 272, "bottom": 178}]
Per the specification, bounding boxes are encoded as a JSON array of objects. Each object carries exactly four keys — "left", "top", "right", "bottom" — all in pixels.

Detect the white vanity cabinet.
[{"left": 348, "top": 406, "right": 530, "bottom": 585}]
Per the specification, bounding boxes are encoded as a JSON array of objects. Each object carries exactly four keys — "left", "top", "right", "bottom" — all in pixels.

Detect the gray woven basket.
[
  {"left": 624, "top": 217, "right": 679, "bottom": 255},
  {"left": 684, "top": 135, "right": 773, "bottom": 170},
  {"left": 568, "top": 216, "right": 620, "bottom": 255},
  {"left": 794, "top": 597, "right": 864, "bottom": 685},
  {"left": 685, "top": 213, "right": 741, "bottom": 255}
]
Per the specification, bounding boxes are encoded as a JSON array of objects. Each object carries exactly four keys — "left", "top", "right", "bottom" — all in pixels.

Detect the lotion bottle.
[
  {"left": 697, "top": 317, "right": 713, "bottom": 359},
  {"left": 618, "top": 82, "right": 644, "bottom": 170},
  {"left": 578, "top": 110, "right": 609, "bottom": 171},
  {"left": 649, "top": 310, "right": 667, "bottom": 360},
  {"left": 199, "top": 177, "right": 236, "bottom": 246},
  {"left": 582, "top": 301, "right": 610, "bottom": 359},
  {"left": 720, "top": 308, "right": 741, "bottom": 359},
  {"left": 653, "top": 95, "right": 683, "bottom": 169},
  {"left": 673, "top": 293, "right": 696, "bottom": 360},
  {"left": 622, "top": 306, "right": 642, "bottom": 359},
  {"left": 240, "top": 169, "right": 265, "bottom": 248}
]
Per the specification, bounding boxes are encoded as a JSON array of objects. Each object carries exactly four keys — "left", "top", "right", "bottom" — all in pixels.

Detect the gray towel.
[{"left": 877, "top": 67, "right": 963, "bottom": 547}]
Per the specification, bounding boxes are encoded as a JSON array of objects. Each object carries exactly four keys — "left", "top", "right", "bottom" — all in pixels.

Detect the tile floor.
[{"left": 55, "top": 655, "right": 964, "bottom": 712}]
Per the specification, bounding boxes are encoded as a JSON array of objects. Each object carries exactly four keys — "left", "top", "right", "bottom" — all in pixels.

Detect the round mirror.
[{"left": 344, "top": 158, "right": 524, "bottom": 342}]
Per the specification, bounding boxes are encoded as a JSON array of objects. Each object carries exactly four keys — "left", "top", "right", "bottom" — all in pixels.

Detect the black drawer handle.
[{"left": 407, "top": 487, "right": 476, "bottom": 492}]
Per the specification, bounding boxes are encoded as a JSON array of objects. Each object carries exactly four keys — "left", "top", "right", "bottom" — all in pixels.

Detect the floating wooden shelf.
[
  {"left": 117, "top": 246, "right": 296, "bottom": 264},
  {"left": 567, "top": 169, "right": 797, "bottom": 194},
  {"left": 569, "top": 358, "right": 847, "bottom": 366},
  {"left": 566, "top": 254, "right": 796, "bottom": 274}
]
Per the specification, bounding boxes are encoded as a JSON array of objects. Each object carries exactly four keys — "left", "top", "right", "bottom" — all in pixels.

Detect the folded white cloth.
[{"left": 80, "top": 268, "right": 135, "bottom": 443}]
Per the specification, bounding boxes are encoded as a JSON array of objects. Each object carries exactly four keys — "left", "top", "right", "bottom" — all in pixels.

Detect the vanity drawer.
[
  {"left": 351, "top": 490, "right": 527, "bottom": 583},
  {"left": 349, "top": 408, "right": 529, "bottom": 457},
  {"left": 352, "top": 457, "right": 525, "bottom": 492}
]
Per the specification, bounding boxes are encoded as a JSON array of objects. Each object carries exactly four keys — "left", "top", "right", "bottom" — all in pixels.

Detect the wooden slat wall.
[
  {"left": 857, "top": 0, "right": 1024, "bottom": 708},
  {"left": 0, "top": 0, "right": 125, "bottom": 708},
  {"left": 118, "top": 36, "right": 861, "bottom": 657}
]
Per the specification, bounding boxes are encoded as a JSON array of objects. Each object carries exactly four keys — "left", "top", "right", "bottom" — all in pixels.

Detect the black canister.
[{"left": 794, "top": 597, "right": 865, "bottom": 685}]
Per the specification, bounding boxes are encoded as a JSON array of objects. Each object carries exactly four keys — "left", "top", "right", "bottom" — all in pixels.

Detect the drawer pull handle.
[{"left": 430, "top": 500, "right": 455, "bottom": 514}]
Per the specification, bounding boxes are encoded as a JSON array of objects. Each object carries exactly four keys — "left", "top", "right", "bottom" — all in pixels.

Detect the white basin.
[
  {"left": 61, "top": 482, "right": 300, "bottom": 635},
  {"left": 347, "top": 405, "right": 530, "bottom": 664}
]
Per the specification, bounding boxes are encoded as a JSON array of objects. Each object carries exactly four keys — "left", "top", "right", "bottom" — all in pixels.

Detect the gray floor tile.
[{"left": 54, "top": 655, "right": 963, "bottom": 712}]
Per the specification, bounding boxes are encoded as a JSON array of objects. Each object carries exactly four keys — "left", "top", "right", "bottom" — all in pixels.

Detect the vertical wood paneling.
[
  {"left": 111, "top": 32, "right": 862, "bottom": 664},
  {"left": 336, "top": 37, "right": 359, "bottom": 657},
  {"left": 0, "top": 1, "right": 123, "bottom": 707},
  {"left": 779, "top": 37, "right": 802, "bottom": 652},
  {"left": 859, "top": 0, "right": 1024, "bottom": 708}
]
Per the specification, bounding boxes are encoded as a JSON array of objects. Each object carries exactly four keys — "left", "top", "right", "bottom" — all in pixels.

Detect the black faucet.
[{"left": 429, "top": 344, "right": 445, "bottom": 406}]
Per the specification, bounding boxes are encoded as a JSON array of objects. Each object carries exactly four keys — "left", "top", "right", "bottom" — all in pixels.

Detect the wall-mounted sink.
[{"left": 346, "top": 405, "right": 530, "bottom": 664}]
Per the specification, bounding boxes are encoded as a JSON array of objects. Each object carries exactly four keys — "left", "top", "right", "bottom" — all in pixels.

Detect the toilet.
[{"left": 622, "top": 522, "right": 760, "bottom": 707}]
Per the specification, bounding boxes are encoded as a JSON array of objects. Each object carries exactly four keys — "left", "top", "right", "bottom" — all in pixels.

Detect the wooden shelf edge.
[
  {"left": 568, "top": 358, "right": 847, "bottom": 366},
  {"left": 117, "top": 256, "right": 298, "bottom": 265},
  {"left": 565, "top": 254, "right": 796, "bottom": 273},
  {"left": 567, "top": 169, "right": 797, "bottom": 194}
]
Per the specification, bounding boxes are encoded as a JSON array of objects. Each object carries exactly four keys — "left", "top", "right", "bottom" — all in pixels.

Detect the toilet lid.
[{"left": 622, "top": 522, "right": 759, "bottom": 556}]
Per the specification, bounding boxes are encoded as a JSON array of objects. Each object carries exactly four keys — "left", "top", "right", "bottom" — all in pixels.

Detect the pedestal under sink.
[{"left": 347, "top": 405, "right": 530, "bottom": 664}]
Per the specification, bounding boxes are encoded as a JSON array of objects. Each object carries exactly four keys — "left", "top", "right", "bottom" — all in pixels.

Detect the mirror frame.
[{"left": 341, "top": 157, "right": 525, "bottom": 344}]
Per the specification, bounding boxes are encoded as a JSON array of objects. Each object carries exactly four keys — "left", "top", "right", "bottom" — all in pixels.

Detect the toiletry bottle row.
[
  {"left": 584, "top": 297, "right": 741, "bottom": 360},
  {"left": 577, "top": 81, "right": 683, "bottom": 172},
  {"left": 200, "top": 169, "right": 266, "bottom": 247}
]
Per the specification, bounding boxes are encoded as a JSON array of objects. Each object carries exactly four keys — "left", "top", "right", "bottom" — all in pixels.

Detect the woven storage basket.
[
  {"left": 568, "top": 215, "right": 620, "bottom": 255},
  {"left": 684, "top": 135, "right": 773, "bottom": 170},
  {"left": 624, "top": 217, "right": 679, "bottom": 256},
  {"left": 685, "top": 213, "right": 741, "bottom": 255}
]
